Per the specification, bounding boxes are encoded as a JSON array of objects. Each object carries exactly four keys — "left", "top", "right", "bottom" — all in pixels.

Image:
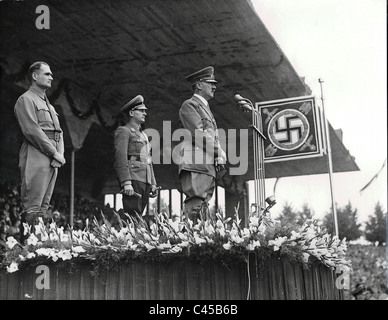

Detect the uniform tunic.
[
  {"left": 114, "top": 123, "right": 156, "bottom": 216},
  {"left": 14, "top": 87, "right": 64, "bottom": 218},
  {"left": 178, "top": 94, "right": 225, "bottom": 217}
]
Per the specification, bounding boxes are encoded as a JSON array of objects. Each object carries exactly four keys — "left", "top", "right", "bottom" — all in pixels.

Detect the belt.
[
  {"left": 44, "top": 130, "right": 61, "bottom": 142},
  {"left": 128, "top": 155, "right": 152, "bottom": 164}
]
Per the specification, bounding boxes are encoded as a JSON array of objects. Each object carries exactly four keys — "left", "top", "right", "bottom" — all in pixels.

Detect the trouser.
[
  {"left": 19, "top": 145, "right": 58, "bottom": 243},
  {"left": 180, "top": 170, "right": 215, "bottom": 223},
  {"left": 122, "top": 180, "right": 151, "bottom": 219}
]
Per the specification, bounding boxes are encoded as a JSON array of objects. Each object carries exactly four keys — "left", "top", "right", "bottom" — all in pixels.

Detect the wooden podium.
[{"left": 0, "top": 254, "right": 343, "bottom": 300}]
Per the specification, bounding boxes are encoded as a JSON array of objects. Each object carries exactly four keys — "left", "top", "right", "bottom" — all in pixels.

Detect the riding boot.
[{"left": 19, "top": 211, "right": 36, "bottom": 245}]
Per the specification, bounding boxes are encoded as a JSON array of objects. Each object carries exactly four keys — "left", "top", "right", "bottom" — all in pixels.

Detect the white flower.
[
  {"left": 178, "top": 233, "right": 188, "bottom": 241},
  {"left": 249, "top": 216, "right": 260, "bottom": 227},
  {"left": 304, "top": 227, "right": 316, "bottom": 240},
  {"left": 168, "top": 246, "right": 182, "bottom": 254},
  {"left": 158, "top": 241, "right": 172, "bottom": 250},
  {"left": 18, "top": 254, "right": 26, "bottom": 261},
  {"left": 40, "top": 231, "right": 49, "bottom": 242},
  {"left": 6, "top": 262, "right": 19, "bottom": 273},
  {"left": 6, "top": 236, "right": 18, "bottom": 249},
  {"left": 290, "top": 230, "right": 301, "bottom": 240},
  {"left": 257, "top": 223, "right": 267, "bottom": 233},
  {"left": 302, "top": 252, "right": 310, "bottom": 263},
  {"left": 49, "top": 233, "right": 59, "bottom": 241},
  {"left": 162, "top": 226, "right": 170, "bottom": 236},
  {"left": 142, "top": 233, "right": 151, "bottom": 242},
  {"left": 26, "top": 252, "right": 36, "bottom": 259},
  {"left": 230, "top": 233, "right": 244, "bottom": 244},
  {"left": 22, "top": 222, "right": 31, "bottom": 235},
  {"left": 178, "top": 241, "right": 189, "bottom": 248},
  {"left": 204, "top": 222, "right": 215, "bottom": 235},
  {"left": 268, "top": 236, "right": 288, "bottom": 251},
  {"left": 168, "top": 220, "right": 180, "bottom": 232},
  {"left": 194, "top": 235, "right": 206, "bottom": 245},
  {"left": 247, "top": 240, "right": 261, "bottom": 251},
  {"left": 57, "top": 249, "right": 72, "bottom": 261},
  {"left": 242, "top": 228, "right": 250, "bottom": 238},
  {"left": 117, "top": 227, "right": 129, "bottom": 239},
  {"left": 34, "top": 224, "right": 43, "bottom": 235},
  {"left": 72, "top": 246, "right": 86, "bottom": 253},
  {"left": 36, "top": 248, "right": 53, "bottom": 256},
  {"left": 27, "top": 234, "right": 39, "bottom": 246},
  {"left": 223, "top": 242, "right": 232, "bottom": 250},
  {"left": 216, "top": 219, "right": 224, "bottom": 229},
  {"left": 144, "top": 242, "right": 155, "bottom": 251},
  {"left": 60, "top": 233, "right": 70, "bottom": 242}
]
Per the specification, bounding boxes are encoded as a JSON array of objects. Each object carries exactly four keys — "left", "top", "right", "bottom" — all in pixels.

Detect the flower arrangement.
[{"left": 0, "top": 210, "right": 352, "bottom": 276}]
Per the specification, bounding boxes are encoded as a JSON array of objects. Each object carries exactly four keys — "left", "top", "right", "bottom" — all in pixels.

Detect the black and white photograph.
[{"left": 0, "top": 0, "right": 386, "bottom": 308}]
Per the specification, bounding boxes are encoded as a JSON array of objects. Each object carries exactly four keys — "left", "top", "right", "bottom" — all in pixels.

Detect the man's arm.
[
  {"left": 114, "top": 126, "right": 133, "bottom": 186},
  {"left": 14, "top": 95, "right": 64, "bottom": 161},
  {"left": 179, "top": 100, "right": 224, "bottom": 158}
]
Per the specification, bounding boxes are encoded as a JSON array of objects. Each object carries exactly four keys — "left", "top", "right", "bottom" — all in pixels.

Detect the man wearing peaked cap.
[
  {"left": 114, "top": 95, "right": 157, "bottom": 220},
  {"left": 185, "top": 66, "right": 218, "bottom": 85},
  {"left": 121, "top": 94, "right": 147, "bottom": 113},
  {"left": 177, "top": 66, "right": 227, "bottom": 223}
]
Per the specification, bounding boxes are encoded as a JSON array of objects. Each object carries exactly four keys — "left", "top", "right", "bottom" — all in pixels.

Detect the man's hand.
[
  {"left": 215, "top": 156, "right": 226, "bottom": 165},
  {"left": 52, "top": 152, "right": 66, "bottom": 166},
  {"left": 149, "top": 185, "right": 159, "bottom": 198},
  {"left": 51, "top": 159, "right": 63, "bottom": 168},
  {"left": 122, "top": 184, "right": 142, "bottom": 198}
]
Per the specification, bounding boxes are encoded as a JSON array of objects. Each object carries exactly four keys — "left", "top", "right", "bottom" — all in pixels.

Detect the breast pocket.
[
  {"left": 35, "top": 105, "right": 52, "bottom": 124},
  {"left": 201, "top": 118, "right": 215, "bottom": 131}
]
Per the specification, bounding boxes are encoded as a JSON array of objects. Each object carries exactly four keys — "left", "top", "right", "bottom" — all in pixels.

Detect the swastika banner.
[{"left": 257, "top": 96, "right": 324, "bottom": 162}]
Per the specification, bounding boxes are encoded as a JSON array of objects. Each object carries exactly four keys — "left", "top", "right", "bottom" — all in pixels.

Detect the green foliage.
[
  {"left": 323, "top": 202, "right": 362, "bottom": 241},
  {"left": 364, "top": 202, "right": 387, "bottom": 245}
]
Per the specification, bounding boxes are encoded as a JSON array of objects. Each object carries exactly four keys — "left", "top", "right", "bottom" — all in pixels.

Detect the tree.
[
  {"left": 276, "top": 202, "right": 301, "bottom": 230},
  {"left": 364, "top": 202, "right": 387, "bottom": 245},
  {"left": 297, "top": 202, "right": 314, "bottom": 225},
  {"left": 323, "top": 202, "right": 362, "bottom": 241},
  {"left": 277, "top": 202, "right": 314, "bottom": 227}
]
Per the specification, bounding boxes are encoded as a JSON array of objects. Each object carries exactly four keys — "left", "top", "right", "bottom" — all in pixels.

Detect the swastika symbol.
[{"left": 267, "top": 109, "right": 310, "bottom": 151}]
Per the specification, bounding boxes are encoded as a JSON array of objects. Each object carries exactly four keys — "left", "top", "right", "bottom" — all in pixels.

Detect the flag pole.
[
  {"left": 70, "top": 149, "right": 75, "bottom": 228},
  {"left": 319, "top": 79, "right": 339, "bottom": 237}
]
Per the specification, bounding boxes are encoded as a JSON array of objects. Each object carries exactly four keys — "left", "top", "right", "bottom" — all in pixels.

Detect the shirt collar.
[
  {"left": 193, "top": 94, "right": 208, "bottom": 107},
  {"left": 28, "top": 86, "right": 46, "bottom": 101}
]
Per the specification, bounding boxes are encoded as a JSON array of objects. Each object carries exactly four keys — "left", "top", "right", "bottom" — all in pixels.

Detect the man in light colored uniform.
[
  {"left": 14, "top": 61, "right": 65, "bottom": 242},
  {"left": 178, "top": 66, "right": 227, "bottom": 222}
]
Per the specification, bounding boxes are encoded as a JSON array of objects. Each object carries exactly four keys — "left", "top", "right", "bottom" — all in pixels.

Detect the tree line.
[{"left": 276, "top": 201, "right": 386, "bottom": 245}]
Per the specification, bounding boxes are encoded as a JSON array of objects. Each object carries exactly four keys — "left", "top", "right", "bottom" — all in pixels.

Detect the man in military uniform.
[
  {"left": 114, "top": 95, "right": 158, "bottom": 218},
  {"left": 178, "top": 66, "right": 227, "bottom": 222},
  {"left": 14, "top": 61, "right": 66, "bottom": 243}
]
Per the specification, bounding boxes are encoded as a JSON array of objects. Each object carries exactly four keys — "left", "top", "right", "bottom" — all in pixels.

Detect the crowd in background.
[
  {"left": 347, "top": 244, "right": 388, "bottom": 300},
  {"left": 0, "top": 180, "right": 116, "bottom": 246}
]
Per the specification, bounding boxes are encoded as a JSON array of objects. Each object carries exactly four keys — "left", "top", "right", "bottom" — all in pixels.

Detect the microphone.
[{"left": 234, "top": 93, "right": 252, "bottom": 112}]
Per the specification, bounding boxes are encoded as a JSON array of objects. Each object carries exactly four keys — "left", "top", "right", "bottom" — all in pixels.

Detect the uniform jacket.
[
  {"left": 178, "top": 95, "right": 224, "bottom": 178},
  {"left": 14, "top": 87, "right": 64, "bottom": 166},
  {"left": 114, "top": 123, "right": 156, "bottom": 187}
]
